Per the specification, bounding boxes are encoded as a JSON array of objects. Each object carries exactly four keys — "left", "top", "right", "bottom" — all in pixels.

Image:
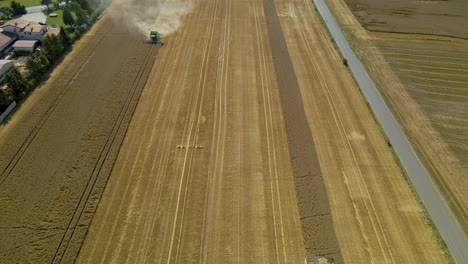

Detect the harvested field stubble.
[{"left": 77, "top": 0, "right": 311, "bottom": 262}]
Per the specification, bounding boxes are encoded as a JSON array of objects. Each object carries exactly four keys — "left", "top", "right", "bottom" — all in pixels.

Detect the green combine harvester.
[{"left": 144, "top": 31, "right": 164, "bottom": 45}]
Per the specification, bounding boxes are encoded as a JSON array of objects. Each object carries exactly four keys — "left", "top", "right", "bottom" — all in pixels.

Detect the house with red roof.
[
  {"left": 1, "top": 18, "right": 59, "bottom": 41},
  {"left": 43, "top": 27, "right": 60, "bottom": 38}
]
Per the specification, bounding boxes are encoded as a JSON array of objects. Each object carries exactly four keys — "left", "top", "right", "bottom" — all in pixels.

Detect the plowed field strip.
[
  {"left": 379, "top": 46, "right": 468, "bottom": 56},
  {"left": 386, "top": 57, "right": 466, "bottom": 67},
  {"left": 399, "top": 68, "right": 468, "bottom": 78},
  {"left": 389, "top": 61, "right": 468, "bottom": 73},
  {"left": 409, "top": 83, "right": 468, "bottom": 93},
  {"left": 381, "top": 52, "right": 468, "bottom": 61},
  {"left": 405, "top": 87, "right": 468, "bottom": 100},
  {"left": 401, "top": 72, "right": 468, "bottom": 84}
]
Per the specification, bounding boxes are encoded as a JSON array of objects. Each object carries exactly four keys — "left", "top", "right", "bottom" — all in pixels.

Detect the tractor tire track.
[
  {"left": 50, "top": 44, "right": 159, "bottom": 264},
  {"left": 0, "top": 23, "right": 113, "bottom": 187}
]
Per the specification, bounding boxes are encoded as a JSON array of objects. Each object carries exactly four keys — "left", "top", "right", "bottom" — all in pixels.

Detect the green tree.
[
  {"left": 41, "top": 0, "right": 51, "bottom": 13},
  {"left": 343, "top": 58, "right": 348, "bottom": 66},
  {"left": 5, "top": 69, "right": 28, "bottom": 98},
  {"left": 26, "top": 50, "right": 50, "bottom": 78},
  {"left": 0, "top": 89, "right": 10, "bottom": 111},
  {"left": 10, "top": 1, "right": 26, "bottom": 16},
  {"left": 63, "top": 8, "right": 75, "bottom": 26},
  {"left": 0, "top": 7, "right": 15, "bottom": 19},
  {"left": 75, "top": 7, "right": 89, "bottom": 25},
  {"left": 75, "top": 0, "right": 91, "bottom": 13},
  {"left": 67, "top": 2, "right": 81, "bottom": 12},
  {"left": 72, "top": 24, "right": 84, "bottom": 39},
  {"left": 59, "top": 26, "right": 71, "bottom": 47},
  {"left": 42, "top": 34, "right": 64, "bottom": 62}
]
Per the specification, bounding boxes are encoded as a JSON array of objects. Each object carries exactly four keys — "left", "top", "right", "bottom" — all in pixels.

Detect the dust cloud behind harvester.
[{"left": 110, "top": 0, "right": 194, "bottom": 36}]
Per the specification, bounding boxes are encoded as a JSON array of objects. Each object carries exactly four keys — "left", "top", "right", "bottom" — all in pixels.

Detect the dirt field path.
[
  {"left": 0, "top": 12, "right": 158, "bottom": 263},
  {"left": 77, "top": 0, "right": 307, "bottom": 262}
]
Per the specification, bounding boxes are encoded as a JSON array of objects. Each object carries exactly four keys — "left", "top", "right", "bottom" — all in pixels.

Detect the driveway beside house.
[
  {"left": 18, "top": 12, "right": 47, "bottom": 24},
  {"left": 25, "top": 1, "right": 66, "bottom": 13}
]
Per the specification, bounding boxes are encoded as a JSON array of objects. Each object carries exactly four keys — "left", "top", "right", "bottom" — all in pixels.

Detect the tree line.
[
  {"left": 0, "top": 30, "right": 70, "bottom": 112},
  {"left": 0, "top": 1, "right": 26, "bottom": 20},
  {"left": 0, "top": 0, "right": 105, "bottom": 113}
]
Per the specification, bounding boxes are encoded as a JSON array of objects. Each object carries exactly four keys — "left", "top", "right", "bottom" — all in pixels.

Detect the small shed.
[
  {"left": 0, "top": 60, "right": 15, "bottom": 81},
  {"left": 12, "top": 40, "right": 37, "bottom": 53}
]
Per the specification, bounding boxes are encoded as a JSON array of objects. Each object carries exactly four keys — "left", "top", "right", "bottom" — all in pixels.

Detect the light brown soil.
[
  {"left": 0, "top": 12, "right": 158, "bottom": 263},
  {"left": 343, "top": 0, "right": 468, "bottom": 39},
  {"left": 326, "top": 0, "right": 468, "bottom": 234}
]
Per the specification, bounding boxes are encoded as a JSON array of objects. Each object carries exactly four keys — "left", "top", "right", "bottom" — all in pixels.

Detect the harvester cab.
[{"left": 144, "top": 31, "right": 164, "bottom": 45}]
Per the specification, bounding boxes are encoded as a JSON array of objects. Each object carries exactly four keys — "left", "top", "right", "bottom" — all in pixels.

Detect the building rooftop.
[
  {"left": 0, "top": 60, "right": 14, "bottom": 72},
  {"left": 24, "top": 25, "right": 44, "bottom": 33},
  {"left": 1, "top": 19, "right": 30, "bottom": 29},
  {"left": 13, "top": 40, "right": 37, "bottom": 48},
  {"left": 0, "top": 32, "right": 16, "bottom": 48},
  {"left": 44, "top": 27, "right": 60, "bottom": 37}
]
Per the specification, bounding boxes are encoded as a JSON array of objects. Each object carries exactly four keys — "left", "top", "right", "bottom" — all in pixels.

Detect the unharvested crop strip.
[
  {"left": 0, "top": 24, "right": 113, "bottom": 187},
  {"left": 261, "top": 0, "right": 341, "bottom": 260},
  {"left": 50, "top": 44, "right": 159, "bottom": 264}
]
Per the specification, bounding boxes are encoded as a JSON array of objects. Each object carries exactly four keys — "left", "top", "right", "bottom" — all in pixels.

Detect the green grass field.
[
  {"left": 45, "top": 9, "right": 64, "bottom": 27},
  {"left": 0, "top": 0, "right": 42, "bottom": 8},
  {"left": 46, "top": 9, "right": 78, "bottom": 28}
]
